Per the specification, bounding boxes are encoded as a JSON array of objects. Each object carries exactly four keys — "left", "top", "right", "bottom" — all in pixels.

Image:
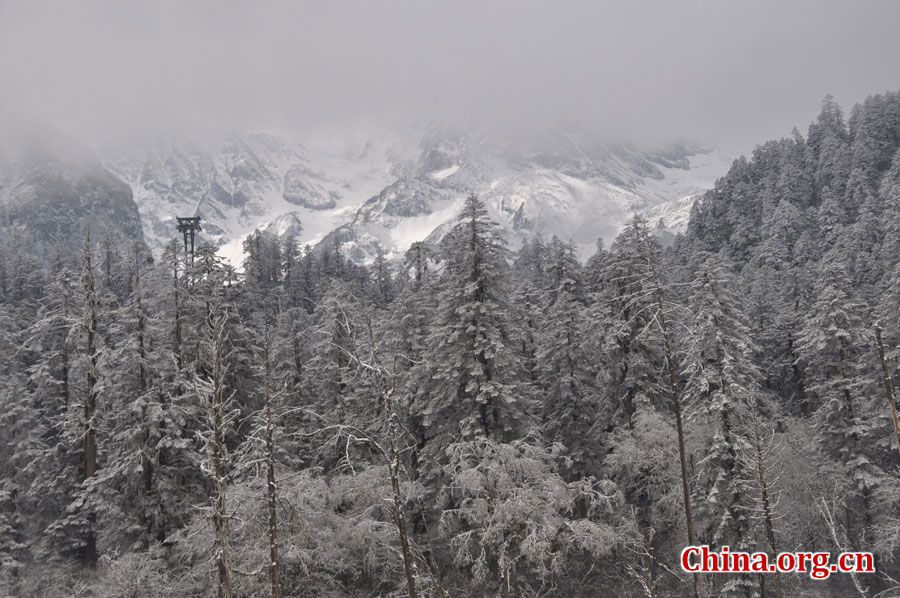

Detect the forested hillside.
[{"left": 2, "top": 92, "right": 900, "bottom": 598}]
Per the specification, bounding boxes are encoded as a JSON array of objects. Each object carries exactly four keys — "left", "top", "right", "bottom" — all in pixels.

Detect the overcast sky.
[{"left": 1, "top": 0, "right": 898, "bottom": 153}]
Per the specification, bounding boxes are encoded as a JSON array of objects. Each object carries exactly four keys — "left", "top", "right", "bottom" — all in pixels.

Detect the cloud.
[{"left": 2, "top": 0, "right": 899, "bottom": 152}]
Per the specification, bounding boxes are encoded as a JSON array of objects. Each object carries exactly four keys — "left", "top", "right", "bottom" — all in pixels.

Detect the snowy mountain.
[
  {"left": 98, "top": 124, "right": 733, "bottom": 264},
  {"left": 99, "top": 128, "right": 409, "bottom": 263}
]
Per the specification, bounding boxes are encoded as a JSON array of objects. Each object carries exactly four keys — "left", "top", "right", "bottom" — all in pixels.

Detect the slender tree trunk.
[
  {"left": 875, "top": 325, "right": 900, "bottom": 459},
  {"left": 134, "top": 248, "right": 156, "bottom": 540},
  {"left": 62, "top": 275, "right": 70, "bottom": 408},
  {"left": 172, "top": 242, "right": 183, "bottom": 368},
  {"left": 207, "top": 313, "right": 233, "bottom": 598},
  {"left": 385, "top": 385, "right": 418, "bottom": 598},
  {"left": 81, "top": 235, "right": 99, "bottom": 569},
  {"left": 653, "top": 278, "right": 701, "bottom": 598},
  {"left": 263, "top": 341, "right": 282, "bottom": 598},
  {"left": 366, "top": 322, "right": 419, "bottom": 598},
  {"left": 500, "top": 567, "right": 512, "bottom": 598},
  {"left": 136, "top": 249, "right": 147, "bottom": 394},
  {"left": 750, "top": 413, "right": 783, "bottom": 598}
]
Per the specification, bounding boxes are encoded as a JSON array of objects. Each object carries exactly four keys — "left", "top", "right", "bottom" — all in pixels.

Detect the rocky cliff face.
[
  {"left": 99, "top": 124, "right": 733, "bottom": 263},
  {"left": 0, "top": 116, "right": 144, "bottom": 256}
]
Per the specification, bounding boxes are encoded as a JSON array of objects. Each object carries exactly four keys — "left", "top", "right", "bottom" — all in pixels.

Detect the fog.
[{"left": 2, "top": 0, "right": 899, "bottom": 153}]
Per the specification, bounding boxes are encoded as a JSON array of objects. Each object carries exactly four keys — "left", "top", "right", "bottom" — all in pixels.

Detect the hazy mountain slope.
[
  {"left": 100, "top": 130, "right": 405, "bottom": 260},
  {"left": 0, "top": 115, "right": 144, "bottom": 255}
]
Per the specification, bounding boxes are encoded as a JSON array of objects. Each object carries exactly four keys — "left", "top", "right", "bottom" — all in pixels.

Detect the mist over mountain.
[{"left": 0, "top": 115, "right": 144, "bottom": 256}]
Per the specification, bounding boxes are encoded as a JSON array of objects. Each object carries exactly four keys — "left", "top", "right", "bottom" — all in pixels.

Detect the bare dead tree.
[
  {"left": 325, "top": 302, "right": 420, "bottom": 598},
  {"left": 195, "top": 308, "right": 235, "bottom": 598},
  {"left": 738, "top": 404, "right": 784, "bottom": 598},
  {"left": 818, "top": 498, "right": 870, "bottom": 598}
]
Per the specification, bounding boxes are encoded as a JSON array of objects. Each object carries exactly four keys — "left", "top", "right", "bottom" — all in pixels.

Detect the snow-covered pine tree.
[
  {"left": 243, "top": 229, "right": 286, "bottom": 315},
  {"left": 34, "top": 235, "right": 104, "bottom": 568},
  {"left": 371, "top": 245, "right": 396, "bottom": 309},
  {"left": 536, "top": 237, "right": 598, "bottom": 477},
  {"left": 2, "top": 269, "right": 78, "bottom": 568},
  {"left": 419, "top": 194, "right": 523, "bottom": 454},
  {"left": 591, "top": 216, "right": 667, "bottom": 430},
  {"left": 512, "top": 234, "right": 548, "bottom": 290},
  {"left": 383, "top": 244, "right": 438, "bottom": 475},
  {"left": 796, "top": 252, "right": 889, "bottom": 550},
  {"left": 305, "top": 279, "right": 365, "bottom": 429},
  {"left": 0, "top": 264, "right": 62, "bottom": 581},
  {"left": 96, "top": 242, "right": 207, "bottom": 548},
  {"left": 594, "top": 216, "right": 704, "bottom": 598},
  {"left": 682, "top": 252, "right": 759, "bottom": 598}
]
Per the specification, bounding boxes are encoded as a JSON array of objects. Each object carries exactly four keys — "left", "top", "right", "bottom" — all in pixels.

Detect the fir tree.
[
  {"left": 682, "top": 253, "right": 758, "bottom": 597},
  {"left": 536, "top": 238, "right": 597, "bottom": 476},
  {"left": 796, "top": 254, "right": 887, "bottom": 549},
  {"left": 420, "top": 194, "right": 522, "bottom": 449}
]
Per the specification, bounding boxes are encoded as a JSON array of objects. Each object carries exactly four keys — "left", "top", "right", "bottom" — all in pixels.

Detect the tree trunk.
[
  {"left": 81, "top": 235, "right": 99, "bottom": 569},
  {"left": 875, "top": 325, "right": 900, "bottom": 459},
  {"left": 366, "top": 319, "right": 419, "bottom": 598},
  {"left": 653, "top": 277, "right": 701, "bottom": 598},
  {"left": 62, "top": 274, "right": 71, "bottom": 408},
  {"left": 208, "top": 312, "right": 233, "bottom": 598},
  {"left": 134, "top": 247, "right": 156, "bottom": 540},
  {"left": 386, "top": 389, "right": 418, "bottom": 598},
  {"left": 750, "top": 414, "right": 783, "bottom": 598},
  {"left": 172, "top": 242, "right": 183, "bottom": 368},
  {"left": 263, "top": 342, "right": 282, "bottom": 598}
]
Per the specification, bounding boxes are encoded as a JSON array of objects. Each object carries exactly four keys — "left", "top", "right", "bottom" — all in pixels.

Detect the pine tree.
[
  {"left": 79, "top": 234, "right": 101, "bottom": 568},
  {"left": 372, "top": 245, "right": 396, "bottom": 308},
  {"left": 98, "top": 242, "right": 206, "bottom": 548},
  {"left": 195, "top": 306, "right": 236, "bottom": 598},
  {"left": 383, "top": 248, "right": 437, "bottom": 476},
  {"left": 3, "top": 269, "right": 78, "bottom": 566},
  {"left": 592, "top": 217, "right": 666, "bottom": 429},
  {"left": 682, "top": 253, "right": 759, "bottom": 598},
  {"left": 260, "top": 332, "right": 282, "bottom": 598},
  {"left": 536, "top": 237, "right": 597, "bottom": 476},
  {"left": 796, "top": 254, "right": 887, "bottom": 549},
  {"left": 419, "top": 194, "right": 522, "bottom": 450}
]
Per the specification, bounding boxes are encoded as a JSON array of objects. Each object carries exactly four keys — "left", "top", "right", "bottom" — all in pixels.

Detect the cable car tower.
[{"left": 175, "top": 216, "right": 202, "bottom": 264}]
